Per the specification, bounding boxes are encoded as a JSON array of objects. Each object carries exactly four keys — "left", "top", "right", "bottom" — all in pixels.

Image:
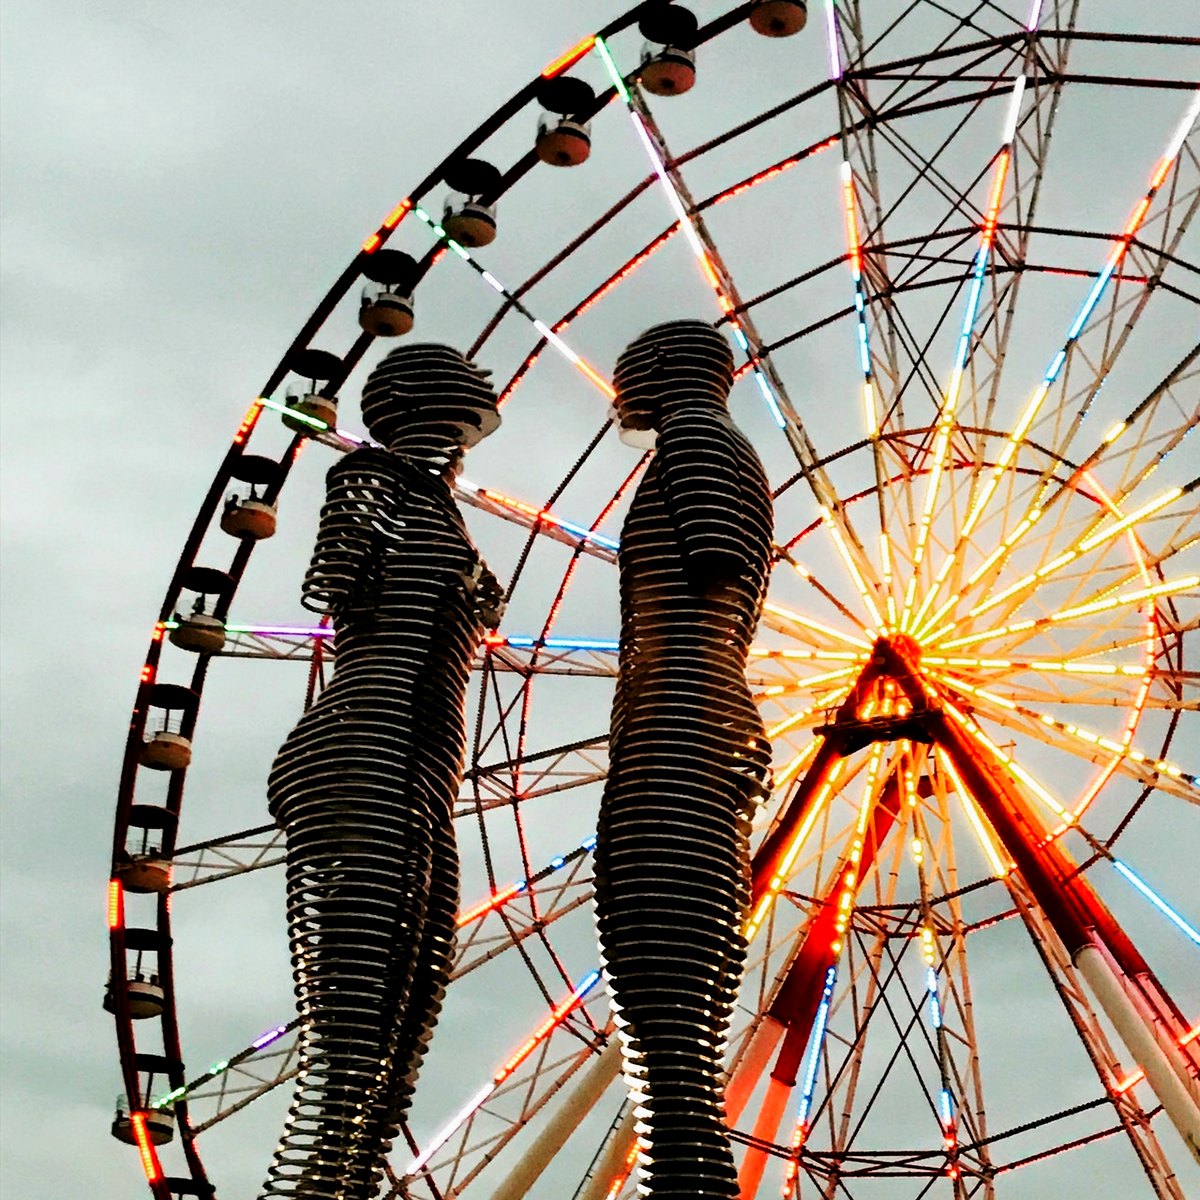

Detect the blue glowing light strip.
[
  {"left": 956, "top": 93, "right": 1200, "bottom": 548},
  {"left": 1113, "top": 860, "right": 1200, "bottom": 946},
  {"left": 796, "top": 965, "right": 838, "bottom": 1127},
  {"left": 457, "top": 833, "right": 598, "bottom": 926},
  {"left": 499, "top": 636, "right": 619, "bottom": 652}
]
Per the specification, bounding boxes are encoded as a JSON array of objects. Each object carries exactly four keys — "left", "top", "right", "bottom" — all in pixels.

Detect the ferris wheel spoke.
[
  {"left": 390, "top": 974, "right": 607, "bottom": 1199},
  {"left": 1057, "top": 345, "right": 1200, "bottom": 507},
  {"left": 911, "top": 103, "right": 1200, "bottom": 639},
  {"left": 593, "top": 41, "right": 886, "bottom": 607},
  {"left": 932, "top": 673, "right": 1199, "bottom": 806},
  {"left": 170, "top": 1026, "right": 301, "bottom": 1136},
  {"left": 457, "top": 477, "right": 620, "bottom": 563},
  {"left": 966, "top": 98, "right": 1198, "bottom": 530},
  {"left": 168, "top": 824, "right": 283, "bottom": 892}
]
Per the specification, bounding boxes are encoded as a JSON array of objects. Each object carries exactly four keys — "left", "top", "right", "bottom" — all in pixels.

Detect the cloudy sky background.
[{"left": 2, "top": 2, "right": 1197, "bottom": 1198}]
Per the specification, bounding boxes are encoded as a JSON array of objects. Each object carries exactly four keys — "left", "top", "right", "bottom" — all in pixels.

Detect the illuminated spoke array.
[{"left": 109, "top": 5, "right": 1199, "bottom": 1199}]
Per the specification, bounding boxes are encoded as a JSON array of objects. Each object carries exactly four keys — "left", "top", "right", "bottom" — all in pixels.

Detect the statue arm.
[
  {"left": 301, "top": 449, "right": 396, "bottom": 615},
  {"left": 655, "top": 407, "right": 751, "bottom": 587}
]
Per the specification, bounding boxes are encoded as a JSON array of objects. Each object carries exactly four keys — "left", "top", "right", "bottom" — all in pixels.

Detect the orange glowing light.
[
  {"left": 841, "top": 165, "right": 862, "bottom": 276},
  {"left": 1114, "top": 1022, "right": 1200, "bottom": 1092},
  {"left": 130, "top": 1112, "right": 163, "bottom": 1183},
  {"left": 541, "top": 34, "right": 596, "bottom": 78},
  {"left": 494, "top": 979, "right": 591, "bottom": 1083},
  {"left": 456, "top": 882, "right": 521, "bottom": 927},
  {"left": 383, "top": 199, "right": 413, "bottom": 229},
  {"left": 981, "top": 149, "right": 1010, "bottom": 248},
  {"left": 233, "top": 398, "right": 264, "bottom": 445},
  {"left": 1121, "top": 196, "right": 1152, "bottom": 241},
  {"left": 108, "top": 879, "right": 124, "bottom": 930},
  {"left": 361, "top": 232, "right": 382, "bottom": 254}
]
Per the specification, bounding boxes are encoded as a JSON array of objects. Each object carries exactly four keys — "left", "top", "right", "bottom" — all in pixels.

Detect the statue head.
[
  {"left": 612, "top": 320, "right": 735, "bottom": 447},
  {"left": 360, "top": 343, "right": 500, "bottom": 458}
]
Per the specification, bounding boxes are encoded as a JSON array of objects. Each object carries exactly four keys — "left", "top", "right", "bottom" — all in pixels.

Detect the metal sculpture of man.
[
  {"left": 595, "top": 319, "right": 774, "bottom": 1198},
  {"left": 261, "top": 344, "right": 504, "bottom": 1199}
]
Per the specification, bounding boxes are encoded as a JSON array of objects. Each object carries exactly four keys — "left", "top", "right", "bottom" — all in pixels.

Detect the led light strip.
[
  {"left": 1112, "top": 860, "right": 1200, "bottom": 946},
  {"left": 595, "top": 35, "right": 792, "bottom": 433},
  {"left": 782, "top": 964, "right": 837, "bottom": 1196},
  {"left": 911, "top": 830, "right": 961, "bottom": 1175},
  {"left": 936, "top": 748, "right": 1012, "bottom": 877},
  {"left": 150, "top": 1020, "right": 296, "bottom": 1112},
  {"left": 412, "top": 205, "right": 616, "bottom": 402},
  {"left": 147, "top": 838, "right": 604, "bottom": 1113},
  {"left": 1114, "top": 1023, "right": 1200, "bottom": 1093},
  {"left": 901, "top": 75, "right": 1023, "bottom": 632},
  {"left": 955, "top": 485, "right": 1183, "bottom": 627},
  {"left": 457, "top": 480, "right": 621, "bottom": 551},
  {"left": 456, "top": 834, "right": 598, "bottom": 926},
  {"left": 934, "top": 575, "right": 1199, "bottom": 653},
  {"left": 915, "top": 93, "right": 1199, "bottom": 642},
  {"left": 768, "top": 686, "right": 855, "bottom": 743},
  {"left": 764, "top": 600, "right": 874, "bottom": 651},
  {"left": 746, "top": 760, "right": 846, "bottom": 941},
  {"left": 945, "top": 699, "right": 1078, "bottom": 832},
  {"left": 130, "top": 1112, "right": 164, "bottom": 1185},
  {"left": 405, "top": 970, "right": 602, "bottom": 1176},
  {"left": 932, "top": 674, "right": 1195, "bottom": 791},
  {"left": 954, "top": 92, "right": 1200, "bottom": 554}
]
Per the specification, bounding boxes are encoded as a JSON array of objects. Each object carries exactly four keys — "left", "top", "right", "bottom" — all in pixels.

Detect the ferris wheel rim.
[{"left": 108, "top": 4, "right": 1199, "bottom": 1197}]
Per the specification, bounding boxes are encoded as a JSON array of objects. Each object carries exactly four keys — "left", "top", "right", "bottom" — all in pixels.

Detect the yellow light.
[
  {"left": 1077, "top": 487, "right": 1183, "bottom": 553},
  {"left": 746, "top": 764, "right": 842, "bottom": 941},
  {"left": 820, "top": 507, "right": 883, "bottom": 631},
  {"left": 855, "top": 744, "right": 884, "bottom": 834},
  {"left": 862, "top": 381, "right": 878, "bottom": 436},
  {"left": 946, "top": 702, "right": 1069, "bottom": 819},
  {"left": 1049, "top": 575, "right": 1199, "bottom": 624},
  {"left": 936, "top": 749, "right": 1010, "bottom": 877},
  {"left": 749, "top": 648, "right": 863, "bottom": 662},
  {"left": 914, "top": 508, "right": 1043, "bottom": 642},
  {"left": 759, "top": 666, "right": 860, "bottom": 697},
  {"left": 1103, "top": 421, "right": 1127, "bottom": 444},
  {"left": 767, "top": 685, "right": 854, "bottom": 740},
  {"left": 772, "top": 738, "right": 821, "bottom": 784},
  {"left": 764, "top": 602, "right": 873, "bottom": 650}
]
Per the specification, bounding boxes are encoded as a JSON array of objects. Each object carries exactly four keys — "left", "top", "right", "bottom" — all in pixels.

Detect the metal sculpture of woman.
[
  {"left": 594, "top": 320, "right": 773, "bottom": 1199},
  {"left": 261, "top": 345, "right": 504, "bottom": 1199}
]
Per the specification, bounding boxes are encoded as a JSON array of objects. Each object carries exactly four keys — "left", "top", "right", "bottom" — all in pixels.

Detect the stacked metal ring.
[
  {"left": 596, "top": 320, "right": 774, "bottom": 1198},
  {"left": 262, "top": 345, "right": 501, "bottom": 1198}
]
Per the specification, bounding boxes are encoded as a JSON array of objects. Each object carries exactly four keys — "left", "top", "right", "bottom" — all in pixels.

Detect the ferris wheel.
[{"left": 107, "top": 2, "right": 1200, "bottom": 1197}]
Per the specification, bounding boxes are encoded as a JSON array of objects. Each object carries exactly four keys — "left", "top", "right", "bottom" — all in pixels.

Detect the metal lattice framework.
[{"left": 108, "top": 3, "right": 1198, "bottom": 1198}]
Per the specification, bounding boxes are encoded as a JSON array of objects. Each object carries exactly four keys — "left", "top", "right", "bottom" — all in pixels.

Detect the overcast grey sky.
[{"left": 1, "top": 3, "right": 1197, "bottom": 1199}]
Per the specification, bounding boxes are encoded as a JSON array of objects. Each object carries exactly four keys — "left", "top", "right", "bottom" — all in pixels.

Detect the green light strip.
[
  {"left": 594, "top": 36, "right": 631, "bottom": 102},
  {"left": 257, "top": 395, "right": 330, "bottom": 432},
  {"left": 413, "top": 206, "right": 473, "bottom": 262}
]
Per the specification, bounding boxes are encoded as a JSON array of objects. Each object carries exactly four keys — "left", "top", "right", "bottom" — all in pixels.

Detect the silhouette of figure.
[
  {"left": 261, "top": 345, "right": 503, "bottom": 1199},
  {"left": 594, "top": 320, "right": 773, "bottom": 1199}
]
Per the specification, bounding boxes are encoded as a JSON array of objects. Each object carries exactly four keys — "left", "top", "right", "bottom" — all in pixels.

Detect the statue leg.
[
  {"left": 596, "top": 767, "right": 752, "bottom": 1200},
  {"left": 375, "top": 685, "right": 467, "bottom": 1161},
  {"left": 383, "top": 807, "right": 459, "bottom": 1129},
  {"left": 261, "top": 794, "right": 434, "bottom": 1199}
]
